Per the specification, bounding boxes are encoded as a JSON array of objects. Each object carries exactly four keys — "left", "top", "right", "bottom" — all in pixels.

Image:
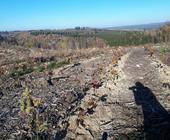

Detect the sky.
[{"left": 0, "top": 0, "right": 170, "bottom": 31}]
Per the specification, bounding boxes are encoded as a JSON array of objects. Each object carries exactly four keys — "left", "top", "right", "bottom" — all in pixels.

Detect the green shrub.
[
  {"left": 35, "top": 65, "right": 45, "bottom": 72},
  {"left": 159, "top": 47, "right": 170, "bottom": 55},
  {"left": 47, "top": 60, "right": 70, "bottom": 70},
  {"left": 11, "top": 67, "right": 34, "bottom": 78}
]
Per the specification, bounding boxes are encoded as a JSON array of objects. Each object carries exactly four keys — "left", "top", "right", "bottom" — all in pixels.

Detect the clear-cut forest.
[{"left": 0, "top": 24, "right": 170, "bottom": 140}]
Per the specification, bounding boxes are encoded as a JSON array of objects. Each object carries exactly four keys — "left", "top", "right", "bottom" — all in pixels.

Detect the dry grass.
[
  {"left": 111, "top": 69, "right": 118, "bottom": 76},
  {"left": 112, "top": 47, "right": 125, "bottom": 66},
  {"left": 29, "top": 47, "right": 111, "bottom": 65},
  {"left": 144, "top": 44, "right": 155, "bottom": 57}
]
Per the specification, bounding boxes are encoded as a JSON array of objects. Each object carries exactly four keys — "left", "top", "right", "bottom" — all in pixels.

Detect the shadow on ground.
[{"left": 129, "top": 82, "right": 170, "bottom": 140}]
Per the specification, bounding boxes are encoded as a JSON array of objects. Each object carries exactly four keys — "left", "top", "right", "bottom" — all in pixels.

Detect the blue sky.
[{"left": 0, "top": 0, "right": 170, "bottom": 31}]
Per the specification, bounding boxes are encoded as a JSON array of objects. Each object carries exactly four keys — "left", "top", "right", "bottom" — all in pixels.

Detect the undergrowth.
[
  {"left": 20, "top": 88, "right": 48, "bottom": 139},
  {"left": 10, "top": 60, "right": 70, "bottom": 78}
]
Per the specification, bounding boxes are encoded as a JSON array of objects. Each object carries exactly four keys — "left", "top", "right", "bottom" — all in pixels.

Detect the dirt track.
[{"left": 67, "top": 47, "right": 170, "bottom": 139}]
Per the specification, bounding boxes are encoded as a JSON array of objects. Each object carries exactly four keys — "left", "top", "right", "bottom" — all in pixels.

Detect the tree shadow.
[{"left": 129, "top": 82, "right": 170, "bottom": 140}]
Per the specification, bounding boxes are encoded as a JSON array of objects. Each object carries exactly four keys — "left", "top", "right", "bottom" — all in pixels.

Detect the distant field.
[{"left": 96, "top": 30, "right": 153, "bottom": 46}]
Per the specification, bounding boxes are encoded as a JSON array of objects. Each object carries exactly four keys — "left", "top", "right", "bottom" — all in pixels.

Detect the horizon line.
[{"left": 0, "top": 20, "right": 169, "bottom": 32}]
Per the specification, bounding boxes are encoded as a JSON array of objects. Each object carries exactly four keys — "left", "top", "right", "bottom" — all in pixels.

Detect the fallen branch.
[{"left": 52, "top": 76, "right": 69, "bottom": 80}]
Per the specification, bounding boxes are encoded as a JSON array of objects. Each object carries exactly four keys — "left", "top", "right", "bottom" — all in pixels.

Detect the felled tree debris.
[
  {"left": 163, "top": 83, "right": 170, "bottom": 89},
  {"left": 0, "top": 88, "right": 3, "bottom": 99}
]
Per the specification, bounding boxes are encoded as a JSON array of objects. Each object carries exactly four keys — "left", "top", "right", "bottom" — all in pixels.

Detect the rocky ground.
[{"left": 0, "top": 46, "right": 170, "bottom": 140}]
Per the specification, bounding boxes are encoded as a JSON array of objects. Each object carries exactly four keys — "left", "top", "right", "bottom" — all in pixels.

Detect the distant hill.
[{"left": 107, "top": 22, "right": 170, "bottom": 31}]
